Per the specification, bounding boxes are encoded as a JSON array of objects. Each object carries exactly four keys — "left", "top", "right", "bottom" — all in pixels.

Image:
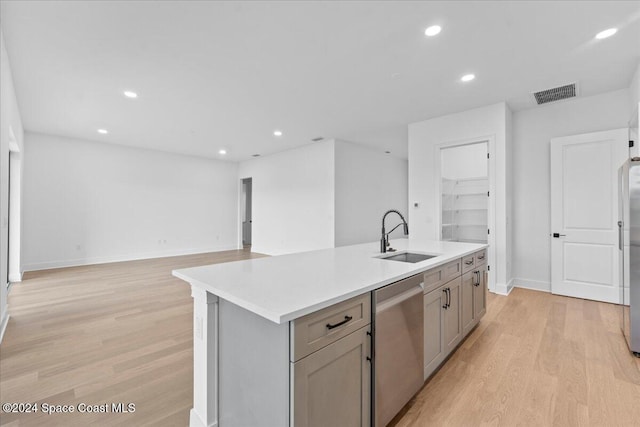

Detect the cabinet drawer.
[
  {"left": 423, "top": 259, "right": 462, "bottom": 294},
  {"left": 462, "top": 254, "right": 475, "bottom": 274},
  {"left": 291, "top": 293, "right": 371, "bottom": 362},
  {"left": 474, "top": 249, "right": 487, "bottom": 266}
]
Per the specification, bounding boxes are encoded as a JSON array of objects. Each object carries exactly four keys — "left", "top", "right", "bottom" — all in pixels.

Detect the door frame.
[
  {"left": 434, "top": 135, "right": 496, "bottom": 293},
  {"left": 7, "top": 127, "right": 21, "bottom": 285},
  {"left": 237, "top": 177, "right": 253, "bottom": 249}
]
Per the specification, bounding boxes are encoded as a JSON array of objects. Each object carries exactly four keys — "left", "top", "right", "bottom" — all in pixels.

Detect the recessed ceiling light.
[
  {"left": 424, "top": 25, "right": 442, "bottom": 37},
  {"left": 595, "top": 28, "right": 617, "bottom": 39},
  {"left": 460, "top": 74, "right": 475, "bottom": 82},
  {"left": 123, "top": 90, "right": 138, "bottom": 98},
  {"left": 273, "top": 130, "right": 283, "bottom": 137},
  {"left": 252, "top": 154, "right": 261, "bottom": 157},
  {"left": 385, "top": 151, "right": 391, "bottom": 154},
  {"left": 97, "top": 129, "right": 108, "bottom": 134},
  {"left": 219, "top": 149, "right": 227, "bottom": 155}
]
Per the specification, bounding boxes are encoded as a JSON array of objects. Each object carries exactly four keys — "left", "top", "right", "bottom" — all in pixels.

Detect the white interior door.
[{"left": 550, "top": 128, "right": 628, "bottom": 303}]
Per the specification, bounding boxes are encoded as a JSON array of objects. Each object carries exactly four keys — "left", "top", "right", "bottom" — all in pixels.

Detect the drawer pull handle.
[
  {"left": 326, "top": 315, "right": 353, "bottom": 330},
  {"left": 474, "top": 271, "right": 481, "bottom": 286},
  {"left": 478, "top": 255, "right": 485, "bottom": 260},
  {"left": 465, "top": 260, "right": 474, "bottom": 265}
]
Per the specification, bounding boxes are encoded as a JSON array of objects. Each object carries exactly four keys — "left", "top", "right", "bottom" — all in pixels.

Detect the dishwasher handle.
[{"left": 376, "top": 285, "right": 423, "bottom": 313}]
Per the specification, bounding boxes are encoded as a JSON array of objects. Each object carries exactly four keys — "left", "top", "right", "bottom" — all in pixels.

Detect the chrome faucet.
[{"left": 380, "top": 209, "right": 409, "bottom": 253}]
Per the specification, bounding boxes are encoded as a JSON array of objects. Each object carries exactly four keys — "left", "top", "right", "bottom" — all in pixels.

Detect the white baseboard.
[
  {"left": 22, "top": 245, "right": 240, "bottom": 272},
  {"left": 0, "top": 311, "right": 9, "bottom": 344},
  {"left": 494, "top": 278, "right": 514, "bottom": 296},
  {"left": 512, "top": 278, "right": 551, "bottom": 293},
  {"left": 190, "top": 408, "right": 217, "bottom": 427},
  {"left": 8, "top": 272, "right": 22, "bottom": 283}
]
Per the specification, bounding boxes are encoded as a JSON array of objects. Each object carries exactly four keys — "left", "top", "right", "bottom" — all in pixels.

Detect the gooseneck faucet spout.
[{"left": 381, "top": 209, "right": 409, "bottom": 253}]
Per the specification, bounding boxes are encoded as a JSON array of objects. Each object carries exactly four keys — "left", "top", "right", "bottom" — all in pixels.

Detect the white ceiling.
[{"left": 1, "top": 1, "right": 639, "bottom": 161}]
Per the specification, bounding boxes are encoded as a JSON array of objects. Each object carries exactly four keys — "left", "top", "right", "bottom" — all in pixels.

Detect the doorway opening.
[
  {"left": 436, "top": 138, "right": 496, "bottom": 293},
  {"left": 241, "top": 178, "right": 252, "bottom": 249},
  {"left": 439, "top": 141, "right": 489, "bottom": 243}
]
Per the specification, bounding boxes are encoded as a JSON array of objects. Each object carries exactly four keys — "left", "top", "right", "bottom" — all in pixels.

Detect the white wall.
[
  {"left": 440, "top": 142, "right": 488, "bottom": 180},
  {"left": 22, "top": 133, "right": 239, "bottom": 270},
  {"left": 512, "top": 89, "right": 630, "bottom": 292},
  {"left": 630, "top": 61, "right": 639, "bottom": 114},
  {"left": 334, "top": 139, "right": 408, "bottom": 247},
  {"left": 1, "top": 29, "right": 24, "bottom": 341},
  {"left": 408, "top": 103, "right": 511, "bottom": 293},
  {"left": 238, "top": 141, "right": 335, "bottom": 255}
]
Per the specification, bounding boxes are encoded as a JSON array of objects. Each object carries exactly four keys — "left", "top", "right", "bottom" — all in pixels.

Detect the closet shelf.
[{"left": 441, "top": 175, "right": 489, "bottom": 244}]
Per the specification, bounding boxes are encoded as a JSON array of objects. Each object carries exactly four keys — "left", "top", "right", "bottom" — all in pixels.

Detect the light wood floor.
[
  {"left": 2, "top": 253, "right": 639, "bottom": 426},
  {"left": 0, "top": 250, "right": 266, "bottom": 427},
  {"left": 391, "top": 287, "right": 640, "bottom": 427}
]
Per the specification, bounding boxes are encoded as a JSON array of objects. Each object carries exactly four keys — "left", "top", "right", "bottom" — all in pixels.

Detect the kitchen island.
[{"left": 173, "top": 239, "right": 488, "bottom": 427}]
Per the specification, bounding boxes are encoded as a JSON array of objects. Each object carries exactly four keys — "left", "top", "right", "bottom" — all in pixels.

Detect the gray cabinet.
[
  {"left": 423, "top": 258, "right": 462, "bottom": 294},
  {"left": 461, "top": 269, "right": 476, "bottom": 336},
  {"left": 291, "top": 293, "right": 371, "bottom": 361},
  {"left": 292, "top": 325, "right": 371, "bottom": 427},
  {"left": 423, "top": 250, "right": 488, "bottom": 380},
  {"left": 474, "top": 263, "right": 487, "bottom": 320},
  {"left": 423, "top": 286, "right": 445, "bottom": 379},
  {"left": 423, "top": 276, "right": 462, "bottom": 379},
  {"left": 443, "top": 277, "right": 462, "bottom": 354},
  {"left": 461, "top": 250, "right": 488, "bottom": 336}
]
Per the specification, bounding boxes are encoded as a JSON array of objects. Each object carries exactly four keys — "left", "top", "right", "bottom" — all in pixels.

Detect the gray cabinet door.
[
  {"left": 474, "top": 265, "right": 487, "bottom": 320},
  {"left": 443, "top": 277, "right": 462, "bottom": 355},
  {"left": 461, "top": 270, "right": 476, "bottom": 336},
  {"left": 292, "top": 326, "right": 371, "bottom": 427},
  {"left": 423, "top": 287, "right": 445, "bottom": 379}
]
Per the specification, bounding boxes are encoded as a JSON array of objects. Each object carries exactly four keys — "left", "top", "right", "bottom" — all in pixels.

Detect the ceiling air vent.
[{"left": 532, "top": 82, "right": 578, "bottom": 105}]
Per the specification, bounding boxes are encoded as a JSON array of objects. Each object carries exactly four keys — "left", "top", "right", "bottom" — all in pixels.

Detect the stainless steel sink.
[{"left": 379, "top": 252, "right": 437, "bottom": 263}]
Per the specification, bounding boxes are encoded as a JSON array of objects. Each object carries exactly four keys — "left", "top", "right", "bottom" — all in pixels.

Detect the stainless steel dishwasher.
[{"left": 373, "top": 273, "right": 424, "bottom": 427}]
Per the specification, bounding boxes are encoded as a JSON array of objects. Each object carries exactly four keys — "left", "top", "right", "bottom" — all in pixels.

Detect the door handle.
[
  {"left": 446, "top": 288, "right": 451, "bottom": 308},
  {"left": 442, "top": 289, "right": 448, "bottom": 309},
  {"left": 552, "top": 233, "right": 566, "bottom": 238},
  {"left": 618, "top": 221, "right": 623, "bottom": 251}
]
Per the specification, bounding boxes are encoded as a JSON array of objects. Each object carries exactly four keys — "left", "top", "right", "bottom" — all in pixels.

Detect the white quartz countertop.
[{"left": 173, "top": 239, "right": 487, "bottom": 324}]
